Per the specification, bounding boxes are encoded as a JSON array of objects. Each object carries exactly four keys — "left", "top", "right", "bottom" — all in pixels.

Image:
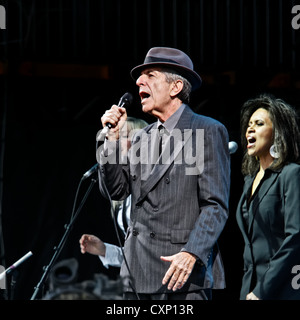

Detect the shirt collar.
[{"left": 156, "top": 104, "right": 186, "bottom": 132}]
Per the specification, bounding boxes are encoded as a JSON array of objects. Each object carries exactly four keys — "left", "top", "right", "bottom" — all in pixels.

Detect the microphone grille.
[{"left": 121, "top": 92, "right": 133, "bottom": 107}]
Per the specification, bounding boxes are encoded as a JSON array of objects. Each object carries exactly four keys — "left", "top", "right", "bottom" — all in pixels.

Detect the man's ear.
[{"left": 170, "top": 80, "right": 184, "bottom": 98}]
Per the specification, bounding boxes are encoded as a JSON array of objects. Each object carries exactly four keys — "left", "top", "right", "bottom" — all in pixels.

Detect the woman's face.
[{"left": 246, "top": 108, "right": 274, "bottom": 159}]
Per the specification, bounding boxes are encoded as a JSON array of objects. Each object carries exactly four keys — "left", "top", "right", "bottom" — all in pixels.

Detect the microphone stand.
[
  {"left": 9, "top": 270, "right": 18, "bottom": 300},
  {"left": 30, "top": 176, "right": 98, "bottom": 300}
]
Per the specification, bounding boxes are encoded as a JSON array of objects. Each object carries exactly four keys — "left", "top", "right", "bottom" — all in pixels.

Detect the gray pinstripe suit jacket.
[{"left": 98, "top": 105, "right": 230, "bottom": 294}]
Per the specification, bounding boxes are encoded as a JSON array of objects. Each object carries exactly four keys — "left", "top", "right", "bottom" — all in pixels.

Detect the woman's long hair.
[
  {"left": 240, "top": 94, "right": 300, "bottom": 176},
  {"left": 112, "top": 116, "right": 148, "bottom": 211}
]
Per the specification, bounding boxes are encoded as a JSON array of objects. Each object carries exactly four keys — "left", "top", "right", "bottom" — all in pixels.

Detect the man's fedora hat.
[{"left": 130, "top": 47, "right": 202, "bottom": 91}]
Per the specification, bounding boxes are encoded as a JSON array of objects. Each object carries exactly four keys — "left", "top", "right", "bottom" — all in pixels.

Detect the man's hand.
[
  {"left": 160, "top": 251, "right": 197, "bottom": 291},
  {"left": 79, "top": 234, "right": 106, "bottom": 257},
  {"left": 101, "top": 105, "right": 127, "bottom": 140}
]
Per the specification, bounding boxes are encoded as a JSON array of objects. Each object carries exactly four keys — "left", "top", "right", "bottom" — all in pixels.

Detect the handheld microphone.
[
  {"left": 107, "top": 92, "right": 133, "bottom": 129},
  {"left": 99, "top": 92, "right": 133, "bottom": 139},
  {"left": 228, "top": 141, "right": 238, "bottom": 154}
]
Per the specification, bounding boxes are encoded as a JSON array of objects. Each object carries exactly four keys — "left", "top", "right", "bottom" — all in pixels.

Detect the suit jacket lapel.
[
  {"left": 236, "top": 176, "right": 252, "bottom": 241},
  {"left": 137, "top": 106, "right": 193, "bottom": 204},
  {"left": 248, "top": 170, "right": 280, "bottom": 233}
]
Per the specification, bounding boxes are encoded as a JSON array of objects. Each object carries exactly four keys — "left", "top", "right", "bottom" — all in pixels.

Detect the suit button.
[
  {"left": 165, "top": 178, "right": 170, "bottom": 184},
  {"left": 133, "top": 229, "right": 139, "bottom": 236},
  {"left": 150, "top": 232, "right": 156, "bottom": 238},
  {"left": 132, "top": 175, "right": 136, "bottom": 181}
]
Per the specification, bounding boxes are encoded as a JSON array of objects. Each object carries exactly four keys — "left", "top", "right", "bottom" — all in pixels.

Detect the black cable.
[{"left": 70, "top": 177, "right": 84, "bottom": 222}]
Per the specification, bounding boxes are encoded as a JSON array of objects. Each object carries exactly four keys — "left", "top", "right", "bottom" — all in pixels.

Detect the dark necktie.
[
  {"left": 158, "top": 125, "right": 165, "bottom": 158},
  {"left": 121, "top": 197, "right": 129, "bottom": 234}
]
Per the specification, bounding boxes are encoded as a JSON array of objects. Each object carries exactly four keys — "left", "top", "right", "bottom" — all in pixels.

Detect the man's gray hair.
[{"left": 160, "top": 68, "right": 192, "bottom": 103}]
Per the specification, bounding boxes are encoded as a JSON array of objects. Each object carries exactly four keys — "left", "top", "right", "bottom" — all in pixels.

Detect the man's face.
[{"left": 136, "top": 67, "right": 174, "bottom": 117}]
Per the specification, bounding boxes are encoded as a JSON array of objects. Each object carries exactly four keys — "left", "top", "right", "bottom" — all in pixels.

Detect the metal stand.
[{"left": 30, "top": 177, "right": 97, "bottom": 300}]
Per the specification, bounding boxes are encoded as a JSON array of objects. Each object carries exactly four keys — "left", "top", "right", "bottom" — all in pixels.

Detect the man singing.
[{"left": 97, "top": 47, "right": 230, "bottom": 300}]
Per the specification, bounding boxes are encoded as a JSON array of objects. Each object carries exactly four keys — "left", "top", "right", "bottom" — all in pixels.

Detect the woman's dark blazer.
[{"left": 236, "top": 162, "right": 300, "bottom": 300}]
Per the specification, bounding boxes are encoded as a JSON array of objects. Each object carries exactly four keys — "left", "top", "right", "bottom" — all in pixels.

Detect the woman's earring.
[{"left": 270, "top": 145, "right": 279, "bottom": 159}]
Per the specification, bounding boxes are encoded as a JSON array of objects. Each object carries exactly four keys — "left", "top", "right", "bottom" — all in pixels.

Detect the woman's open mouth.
[{"left": 247, "top": 136, "right": 256, "bottom": 148}]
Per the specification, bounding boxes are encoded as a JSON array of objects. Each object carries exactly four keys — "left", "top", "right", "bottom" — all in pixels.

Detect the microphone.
[
  {"left": 82, "top": 163, "right": 99, "bottom": 180},
  {"left": 99, "top": 92, "right": 133, "bottom": 138},
  {"left": 0, "top": 251, "right": 33, "bottom": 280},
  {"left": 228, "top": 141, "right": 238, "bottom": 154}
]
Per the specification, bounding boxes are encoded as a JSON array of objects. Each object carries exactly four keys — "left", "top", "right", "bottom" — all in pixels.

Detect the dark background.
[{"left": 0, "top": 0, "right": 300, "bottom": 300}]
